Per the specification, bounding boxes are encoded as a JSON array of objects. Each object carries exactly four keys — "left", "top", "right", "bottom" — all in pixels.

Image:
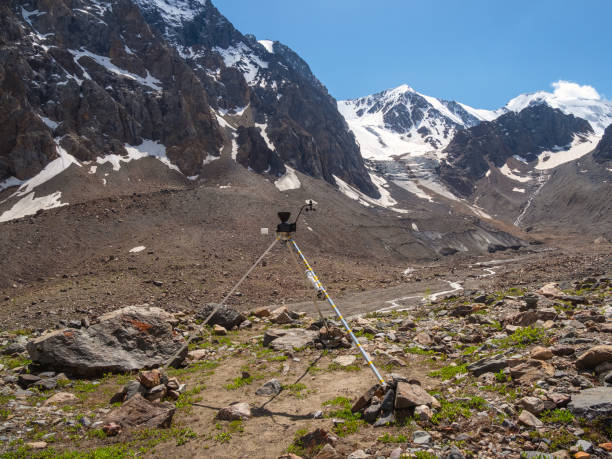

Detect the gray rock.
[
  {"left": 467, "top": 355, "right": 507, "bottom": 376},
  {"left": 263, "top": 329, "right": 318, "bottom": 351},
  {"left": 195, "top": 303, "right": 245, "bottom": 329},
  {"left": 17, "top": 374, "right": 41, "bottom": 389},
  {"left": 412, "top": 430, "right": 431, "bottom": 444},
  {"left": 217, "top": 402, "right": 251, "bottom": 421},
  {"left": 574, "top": 439, "right": 593, "bottom": 453},
  {"left": 1, "top": 342, "right": 26, "bottom": 355},
  {"left": 575, "top": 345, "right": 612, "bottom": 371},
  {"left": 103, "top": 394, "right": 175, "bottom": 428},
  {"left": 255, "top": 379, "right": 282, "bottom": 396},
  {"left": 521, "top": 452, "right": 555, "bottom": 459},
  {"left": 363, "top": 403, "right": 381, "bottom": 423},
  {"left": 395, "top": 382, "right": 436, "bottom": 408},
  {"left": 27, "top": 306, "right": 187, "bottom": 376},
  {"left": 373, "top": 411, "right": 395, "bottom": 427},
  {"left": 568, "top": 387, "right": 612, "bottom": 420},
  {"left": 347, "top": 450, "right": 369, "bottom": 459}
]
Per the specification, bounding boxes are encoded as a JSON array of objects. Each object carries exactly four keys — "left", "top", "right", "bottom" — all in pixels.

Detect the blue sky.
[{"left": 214, "top": 0, "right": 611, "bottom": 109}]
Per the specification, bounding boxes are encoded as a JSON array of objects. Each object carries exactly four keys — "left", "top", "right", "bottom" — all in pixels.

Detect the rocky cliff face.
[
  {"left": 593, "top": 124, "right": 612, "bottom": 163},
  {"left": 133, "top": 0, "right": 378, "bottom": 197},
  {"left": 0, "top": 0, "right": 225, "bottom": 184},
  {"left": 439, "top": 104, "right": 593, "bottom": 197},
  {"left": 1, "top": 0, "right": 377, "bottom": 197}
]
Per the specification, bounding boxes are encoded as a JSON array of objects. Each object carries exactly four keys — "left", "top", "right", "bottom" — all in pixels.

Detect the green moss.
[
  {"left": 428, "top": 363, "right": 467, "bottom": 380},
  {"left": 431, "top": 396, "right": 485, "bottom": 425},
  {"left": 377, "top": 433, "right": 407, "bottom": 443},
  {"left": 323, "top": 397, "right": 364, "bottom": 437},
  {"left": 405, "top": 346, "right": 436, "bottom": 356},
  {"left": 493, "top": 326, "right": 548, "bottom": 349},
  {"left": 224, "top": 375, "right": 253, "bottom": 390},
  {"left": 539, "top": 408, "right": 575, "bottom": 424},
  {"left": 175, "top": 384, "right": 206, "bottom": 411}
]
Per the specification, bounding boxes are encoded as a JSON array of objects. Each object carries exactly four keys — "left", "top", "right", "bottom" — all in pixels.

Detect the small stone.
[
  {"left": 251, "top": 307, "right": 270, "bottom": 318},
  {"left": 255, "top": 379, "right": 282, "bottom": 396},
  {"left": 518, "top": 410, "right": 544, "bottom": 428},
  {"left": 395, "top": 382, "right": 436, "bottom": 408},
  {"left": 573, "top": 453, "right": 590, "bottom": 459},
  {"left": 145, "top": 384, "right": 166, "bottom": 401},
  {"left": 139, "top": 369, "right": 162, "bottom": 389},
  {"left": 575, "top": 345, "right": 612, "bottom": 371},
  {"left": 43, "top": 392, "right": 78, "bottom": 406},
  {"left": 166, "top": 377, "right": 180, "bottom": 391},
  {"left": 412, "top": 430, "right": 431, "bottom": 444},
  {"left": 347, "top": 450, "right": 368, "bottom": 459},
  {"left": 17, "top": 374, "right": 41, "bottom": 389},
  {"left": 187, "top": 349, "right": 208, "bottom": 361},
  {"left": 217, "top": 402, "right": 251, "bottom": 421},
  {"left": 332, "top": 355, "right": 356, "bottom": 367},
  {"left": 520, "top": 396, "right": 546, "bottom": 415},
  {"left": 102, "top": 422, "right": 122, "bottom": 436},
  {"left": 25, "top": 441, "right": 47, "bottom": 449},
  {"left": 313, "top": 410, "right": 323, "bottom": 419},
  {"left": 389, "top": 447, "right": 403, "bottom": 459},
  {"left": 314, "top": 444, "right": 341, "bottom": 459},
  {"left": 213, "top": 324, "right": 227, "bottom": 335},
  {"left": 599, "top": 442, "right": 612, "bottom": 451},
  {"left": 414, "top": 332, "right": 433, "bottom": 346},
  {"left": 414, "top": 404, "right": 433, "bottom": 421},
  {"left": 531, "top": 346, "right": 554, "bottom": 360}
]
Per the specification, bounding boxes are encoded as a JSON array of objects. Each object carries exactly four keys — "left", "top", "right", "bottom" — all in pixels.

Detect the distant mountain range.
[{"left": 1, "top": 0, "right": 610, "bottom": 247}]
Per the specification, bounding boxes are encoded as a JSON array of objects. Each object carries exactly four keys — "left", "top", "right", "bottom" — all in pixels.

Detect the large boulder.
[
  {"left": 195, "top": 303, "right": 245, "bottom": 329},
  {"left": 568, "top": 387, "right": 612, "bottom": 420},
  {"left": 26, "top": 306, "right": 187, "bottom": 376}
]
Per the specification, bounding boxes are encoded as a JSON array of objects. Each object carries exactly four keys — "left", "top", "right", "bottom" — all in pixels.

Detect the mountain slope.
[
  {"left": 133, "top": 0, "right": 379, "bottom": 197},
  {"left": 504, "top": 81, "right": 612, "bottom": 134},
  {"left": 338, "top": 84, "right": 500, "bottom": 160},
  {"left": 439, "top": 104, "right": 594, "bottom": 197}
]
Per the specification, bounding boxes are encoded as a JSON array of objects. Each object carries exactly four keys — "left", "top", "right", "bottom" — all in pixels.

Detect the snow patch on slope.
[
  {"left": 69, "top": 49, "right": 161, "bottom": 90},
  {"left": 213, "top": 42, "right": 268, "bottom": 84},
  {"left": 95, "top": 140, "right": 180, "bottom": 172},
  {"left": 275, "top": 166, "right": 300, "bottom": 191},
  {"left": 535, "top": 134, "right": 601, "bottom": 170},
  {"left": 0, "top": 191, "right": 67, "bottom": 222}
]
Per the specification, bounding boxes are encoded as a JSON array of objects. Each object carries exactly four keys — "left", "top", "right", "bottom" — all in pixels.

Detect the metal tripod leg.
[
  {"left": 288, "top": 237, "right": 386, "bottom": 386},
  {"left": 284, "top": 241, "right": 329, "bottom": 336}
]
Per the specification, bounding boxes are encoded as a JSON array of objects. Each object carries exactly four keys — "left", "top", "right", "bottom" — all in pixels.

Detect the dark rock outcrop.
[
  {"left": 133, "top": 0, "right": 378, "bottom": 197},
  {"left": 593, "top": 123, "right": 612, "bottom": 163},
  {"left": 439, "top": 104, "right": 593, "bottom": 196}
]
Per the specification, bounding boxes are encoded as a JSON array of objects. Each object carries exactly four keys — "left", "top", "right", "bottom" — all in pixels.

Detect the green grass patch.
[
  {"left": 377, "top": 433, "right": 407, "bottom": 443},
  {"left": 214, "top": 432, "right": 232, "bottom": 443},
  {"left": 225, "top": 375, "right": 253, "bottom": 390},
  {"left": 175, "top": 384, "right": 206, "bottom": 411},
  {"left": 428, "top": 363, "right": 467, "bottom": 380},
  {"left": 493, "top": 326, "right": 548, "bottom": 349},
  {"left": 322, "top": 396, "right": 365, "bottom": 437},
  {"left": 431, "top": 396, "right": 486, "bottom": 425},
  {"left": 0, "top": 355, "right": 32, "bottom": 370},
  {"left": 539, "top": 408, "right": 574, "bottom": 424},
  {"left": 405, "top": 346, "right": 436, "bottom": 356}
]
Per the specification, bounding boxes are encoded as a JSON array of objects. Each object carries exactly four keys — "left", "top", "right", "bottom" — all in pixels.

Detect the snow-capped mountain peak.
[
  {"left": 338, "top": 84, "right": 498, "bottom": 160},
  {"left": 505, "top": 81, "right": 612, "bottom": 134}
]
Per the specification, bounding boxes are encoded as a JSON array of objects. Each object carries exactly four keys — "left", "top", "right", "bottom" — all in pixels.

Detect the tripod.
[{"left": 165, "top": 203, "right": 386, "bottom": 387}]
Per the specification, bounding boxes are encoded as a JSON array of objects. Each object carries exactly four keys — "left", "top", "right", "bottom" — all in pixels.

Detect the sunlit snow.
[
  {"left": 0, "top": 191, "right": 67, "bottom": 222},
  {"left": 275, "top": 166, "right": 301, "bottom": 191},
  {"left": 535, "top": 134, "right": 601, "bottom": 170}
]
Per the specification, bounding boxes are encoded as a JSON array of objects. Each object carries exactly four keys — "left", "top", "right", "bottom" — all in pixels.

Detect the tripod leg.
[
  {"left": 284, "top": 242, "right": 329, "bottom": 336},
  {"left": 164, "top": 237, "right": 279, "bottom": 369},
  {"left": 288, "top": 238, "right": 386, "bottom": 386}
]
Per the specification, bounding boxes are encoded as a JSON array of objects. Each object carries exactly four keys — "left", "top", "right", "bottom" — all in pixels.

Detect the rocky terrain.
[{"left": 0, "top": 238, "right": 611, "bottom": 458}]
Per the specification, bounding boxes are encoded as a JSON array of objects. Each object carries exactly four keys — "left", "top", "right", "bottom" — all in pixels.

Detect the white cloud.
[{"left": 551, "top": 80, "right": 601, "bottom": 101}]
